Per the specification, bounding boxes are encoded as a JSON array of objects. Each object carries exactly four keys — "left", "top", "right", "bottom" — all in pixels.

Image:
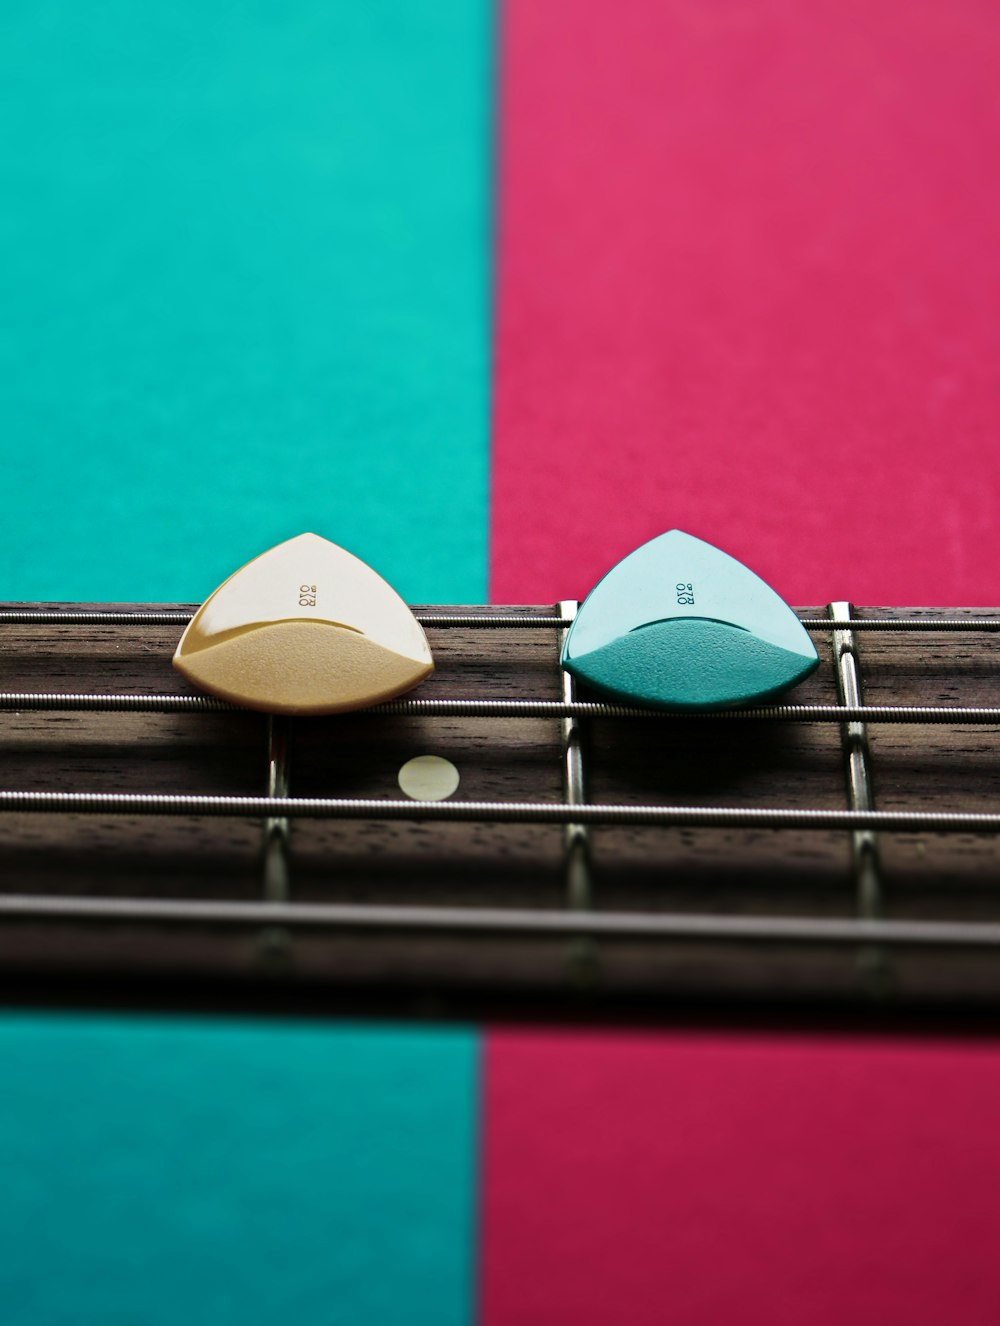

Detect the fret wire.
[
  {"left": 3, "top": 609, "right": 1000, "bottom": 631},
  {"left": 558, "top": 601, "right": 596, "bottom": 979},
  {"left": 558, "top": 601, "right": 591, "bottom": 911},
  {"left": 258, "top": 715, "right": 293, "bottom": 966},
  {"left": 2, "top": 790, "right": 1000, "bottom": 831},
  {"left": 3, "top": 892, "right": 1000, "bottom": 948},
  {"left": 2, "top": 692, "right": 1000, "bottom": 723},
  {"left": 831, "top": 603, "right": 886, "bottom": 989},
  {"left": 262, "top": 716, "right": 291, "bottom": 905},
  {"left": 831, "top": 604, "right": 882, "bottom": 912}
]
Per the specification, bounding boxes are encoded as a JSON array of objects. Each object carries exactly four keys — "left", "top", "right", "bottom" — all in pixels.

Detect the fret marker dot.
[{"left": 398, "top": 755, "right": 460, "bottom": 801}]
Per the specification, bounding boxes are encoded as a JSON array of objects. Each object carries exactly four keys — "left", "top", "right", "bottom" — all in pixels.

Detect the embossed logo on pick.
[
  {"left": 561, "top": 530, "right": 819, "bottom": 710},
  {"left": 173, "top": 533, "right": 433, "bottom": 714}
]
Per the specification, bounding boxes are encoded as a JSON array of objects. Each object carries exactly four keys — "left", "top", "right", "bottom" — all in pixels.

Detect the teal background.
[
  {"left": 0, "top": 3, "right": 491, "bottom": 1323},
  {"left": 0, "top": 1, "right": 490, "bottom": 604},
  {"left": 0, "top": 1018, "right": 478, "bottom": 1326}
]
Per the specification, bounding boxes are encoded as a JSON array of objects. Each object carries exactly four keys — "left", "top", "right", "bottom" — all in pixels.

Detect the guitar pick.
[
  {"left": 173, "top": 533, "right": 433, "bottom": 714},
  {"left": 561, "top": 530, "right": 818, "bottom": 709}
]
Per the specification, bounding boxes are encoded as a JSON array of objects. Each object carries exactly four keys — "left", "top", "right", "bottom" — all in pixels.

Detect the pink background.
[
  {"left": 485, "top": 1, "right": 1000, "bottom": 1322},
  {"left": 482, "top": 1032, "right": 1000, "bottom": 1325},
  {"left": 490, "top": 0, "right": 1000, "bottom": 609}
]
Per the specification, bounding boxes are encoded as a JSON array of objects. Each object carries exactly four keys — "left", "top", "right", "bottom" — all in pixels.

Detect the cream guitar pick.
[{"left": 173, "top": 533, "right": 434, "bottom": 714}]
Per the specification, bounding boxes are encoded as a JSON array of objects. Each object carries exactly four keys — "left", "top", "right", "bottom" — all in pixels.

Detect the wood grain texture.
[{"left": 1, "top": 604, "right": 998, "bottom": 1019}]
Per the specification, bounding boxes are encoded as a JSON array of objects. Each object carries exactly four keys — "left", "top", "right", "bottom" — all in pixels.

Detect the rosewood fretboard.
[{"left": 1, "top": 603, "right": 999, "bottom": 1022}]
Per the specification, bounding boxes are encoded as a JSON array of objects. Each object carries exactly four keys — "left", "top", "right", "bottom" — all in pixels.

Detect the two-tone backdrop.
[{"left": 2, "top": 3, "right": 999, "bottom": 1322}]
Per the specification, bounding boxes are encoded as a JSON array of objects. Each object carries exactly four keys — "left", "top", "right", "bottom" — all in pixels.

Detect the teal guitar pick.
[{"left": 561, "top": 531, "right": 819, "bottom": 709}]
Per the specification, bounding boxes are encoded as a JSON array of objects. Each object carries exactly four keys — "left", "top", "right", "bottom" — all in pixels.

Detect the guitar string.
[
  {"left": 1, "top": 693, "right": 998, "bottom": 723},
  {"left": 1, "top": 892, "right": 999, "bottom": 948},
  {"left": 1, "top": 609, "right": 1000, "bottom": 630},
  {"left": 2, "top": 789, "right": 1000, "bottom": 831}
]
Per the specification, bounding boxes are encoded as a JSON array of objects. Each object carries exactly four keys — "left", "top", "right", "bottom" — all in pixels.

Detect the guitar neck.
[{"left": 1, "top": 602, "right": 999, "bottom": 1024}]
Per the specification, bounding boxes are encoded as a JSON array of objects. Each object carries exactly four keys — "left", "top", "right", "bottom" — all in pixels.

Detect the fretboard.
[{"left": 1, "top": 602, "right": 999, "bottom": 1023}]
